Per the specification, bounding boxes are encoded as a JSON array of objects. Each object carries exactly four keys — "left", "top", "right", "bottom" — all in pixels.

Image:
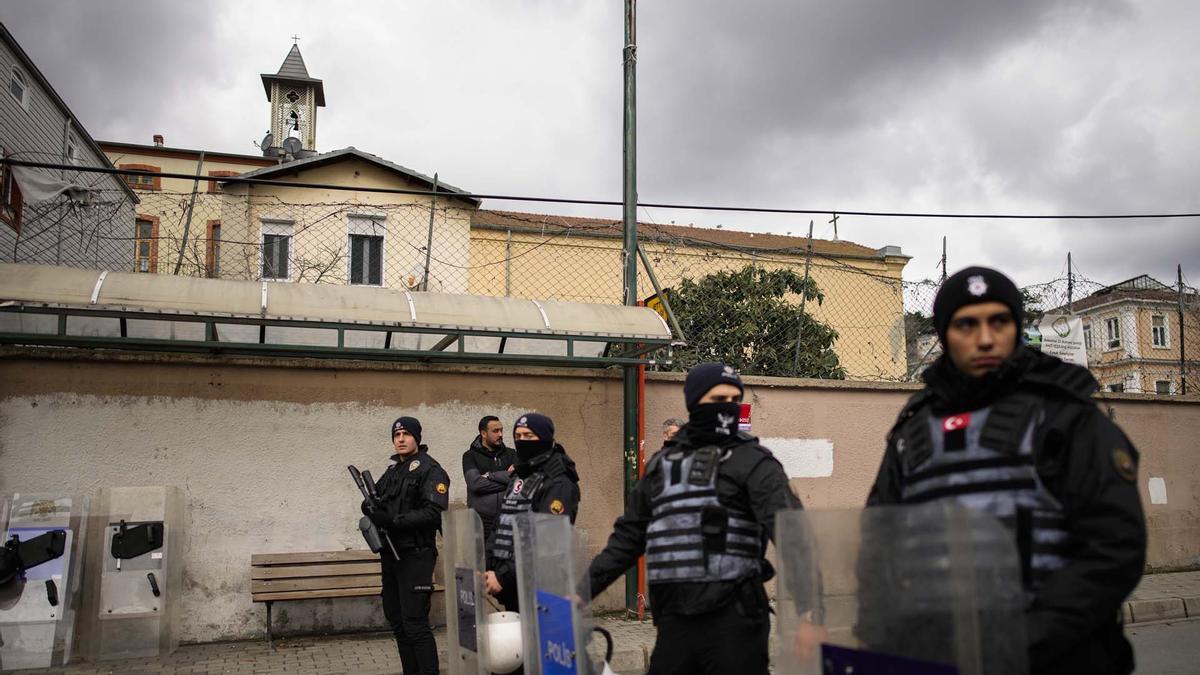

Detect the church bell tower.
[{"left": 260, "top": 41, "right": 325, "bottom": 159}]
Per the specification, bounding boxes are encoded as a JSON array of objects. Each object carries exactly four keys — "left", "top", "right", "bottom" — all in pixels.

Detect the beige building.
[
  {"left": 97, "top": 41, "right": 911, "bottom": 378},
  {"left": 1073, "top": 275, "right": 1200, "bottom": 394},
  {"left": 469, "top": 210, "right": 912, "bottom": 379}
]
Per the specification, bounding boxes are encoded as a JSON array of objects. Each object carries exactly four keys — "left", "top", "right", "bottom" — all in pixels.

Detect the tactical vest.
[
  {"left": 894, "top": 393, "right": 1070, "bottom": 591},
  {"left": 644, "top": 445, "right": 763, "bottom": 584},
  {"left": 491, "top": 473, "right": 546, "bottom": 561}
]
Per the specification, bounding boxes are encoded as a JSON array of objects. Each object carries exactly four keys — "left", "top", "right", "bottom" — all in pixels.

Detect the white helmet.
[{"left": 484, "top": 611, "right": 523, "bottom": 674}]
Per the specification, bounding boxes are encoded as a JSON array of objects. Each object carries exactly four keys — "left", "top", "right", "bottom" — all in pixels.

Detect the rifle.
[{"left": 348, "top": 465, "right": 399, "bottom": 559}]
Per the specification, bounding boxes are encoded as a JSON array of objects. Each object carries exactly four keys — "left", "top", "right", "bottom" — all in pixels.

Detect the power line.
[{"left": 6, "top": 157, "right": 1200, "bottom": 221}]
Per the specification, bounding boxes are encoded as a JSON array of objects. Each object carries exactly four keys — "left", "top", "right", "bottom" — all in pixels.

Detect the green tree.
[{"left": 667, "top": 266, "right": 845, "bottom": 378}]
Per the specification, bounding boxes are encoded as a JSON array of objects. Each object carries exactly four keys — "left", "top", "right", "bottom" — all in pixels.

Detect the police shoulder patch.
[
  {"left": 548, "top": 499, "right": 565, "bottom": 515},
  {"left": 409, "top": 460, "right": 421, "bottom": 471},
  {"left": 436, "top": 483, "right": 447, "bottom": 494},
  {"left": 1112, "top": 448, "right": 1137, "bottom": 482}
]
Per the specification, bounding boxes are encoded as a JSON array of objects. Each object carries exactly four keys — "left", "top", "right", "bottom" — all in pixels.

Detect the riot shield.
[
  {"left": 774, "top": 504, "right": 1028, "bottom": 675},
  {"left": 513, "top": 512, "right": 591, "bottom": 675},
  {"left": 442, "top": 508, "right": 492, "bottom": 675},
  {"left": 79, "top": 486, "right": 186, "bottom": 662},
  {"left": 0, "top": 492, "right": 90, "bottom": 670}
]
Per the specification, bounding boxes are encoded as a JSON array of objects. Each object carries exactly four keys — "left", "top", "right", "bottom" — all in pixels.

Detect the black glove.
[
  {"left": 360, "top": 499, "right": 374, "bottom": 517},
  {"left": 369, "top": 505, "right": 392, "bottom": 530}
]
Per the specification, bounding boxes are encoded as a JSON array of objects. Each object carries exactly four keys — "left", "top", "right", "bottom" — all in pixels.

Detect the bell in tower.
[{"left": 260, "top": 40, "right": 325, "bottom": 160}]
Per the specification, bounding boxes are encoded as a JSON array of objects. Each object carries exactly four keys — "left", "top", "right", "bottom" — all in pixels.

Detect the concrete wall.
[{"left": 2, "top": 349, "right": 1198, "bottom": 644}]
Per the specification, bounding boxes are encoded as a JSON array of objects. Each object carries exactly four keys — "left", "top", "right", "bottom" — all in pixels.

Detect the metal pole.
[
  {"left": 621, "top": 0, "right": 640, "bottom": 614},
  {"left": 1179, "top": 264, "right": 1187, "bottom": 395},
  {"left": 422, "top": 173, "right": 438, "bottom": 291},
  {"left": 504, "top": 229, "right": 512, "bottom": 297},
  {"left": 940, "top": 236, "right": 948, "bottom": 283},
  {"left": 173, "top": 151, "right": 205, "bottom": 275},
  {"left": 792, "top": 219, "right": 814, "bottom": 375},
  {"left": 637, "top": 243, "right": 686, "bottom": 343},
  {"left": 1067, "top": 252, "right": 1074, "bottom": 314}
]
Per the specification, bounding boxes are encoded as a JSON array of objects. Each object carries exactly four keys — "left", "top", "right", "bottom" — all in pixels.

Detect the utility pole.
[
  {"left": 1067, "top": 252, "right": 1074, "bottom": 314},
  {"left": 793, "top": 220, "right": 814, "bottom": 375},
  {"left": 940, "top": 236, "right": 948, "bottom": 283},
  {"left": 621, "top": 0, "right": 640, "bottom": 614},
  {"left": 422, "top": 173, "right": 438, "bottom": 291},
  {"left": 1179, "top": 264, "right": 1187, "bottom": 395}
]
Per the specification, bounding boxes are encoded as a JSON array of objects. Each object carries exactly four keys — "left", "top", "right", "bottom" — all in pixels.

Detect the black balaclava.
[
  {"left": 513, "top": 412, "right": 555, "bottom": 475},
  {"left": 933, "top": 266, "right": 1024, "bottom": 347},
  {"left": 684, "top": 362, "right": 744, "bottom": 444},
  {"left": 390, "top": 416, "right": 422, "bottom": 446}
]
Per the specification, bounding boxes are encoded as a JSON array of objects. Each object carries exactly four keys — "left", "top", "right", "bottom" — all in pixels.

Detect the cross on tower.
[
  {"left": 829, "top": 212, "right": 839, "bottom": 240},
  {"left": 291, "top": 34, "right": 301, "bottom": 44}
]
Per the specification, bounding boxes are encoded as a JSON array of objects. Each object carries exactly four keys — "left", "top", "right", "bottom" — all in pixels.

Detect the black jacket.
[
  {"left": 587, "top": 425, "right": 801, "bottom": 617},
  {"left": 461, "top": 436, "right": 518, "bottom": 522},
  {"left": 374, "top": 447, "right": 451, "bottom": 551},
  {"left": 868, "top": 348, "right": 1147, "bottom": 675},
  {"left": 488, "top": 446, "right": 581, "bottom": 590}
]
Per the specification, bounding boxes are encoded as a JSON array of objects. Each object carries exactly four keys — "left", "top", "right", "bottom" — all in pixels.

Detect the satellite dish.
[
  {"left": 283, "top": 137, "right": 303, "bottom": 155},
  {"left": 260, "top": 133, "right": 274, "bottom": 151}
]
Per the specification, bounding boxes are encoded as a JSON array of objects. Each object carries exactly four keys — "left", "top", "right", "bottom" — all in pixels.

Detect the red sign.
[
  {"left": 942, "top": 414, "right": 970, "bottom": 432},
  {"left": 739, "top": 403, "right": 752, "bottom": 433}
]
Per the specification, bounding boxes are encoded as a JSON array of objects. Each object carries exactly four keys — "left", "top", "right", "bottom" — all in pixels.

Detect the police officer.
[
  {"left": 362, "top": 416, "right": 450, "bottom": 675},
  {"left": 587, "top": 362, "right": 801, "bottom": 674},
  {"left": 484, "top": 412, "right": 581, "bottom": 613},
  {"left": 867, "top": 266, "right": 1146, "bottom": 675}
]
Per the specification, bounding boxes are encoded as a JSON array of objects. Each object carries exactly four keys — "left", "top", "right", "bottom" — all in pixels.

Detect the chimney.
[{"left": 153, "top": 134, "right": 164, "bottom": 147}]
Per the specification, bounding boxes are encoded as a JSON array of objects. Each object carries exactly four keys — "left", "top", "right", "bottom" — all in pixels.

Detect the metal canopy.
[{"left": 0, "top": 264, "right": 674, "bottom": 367}]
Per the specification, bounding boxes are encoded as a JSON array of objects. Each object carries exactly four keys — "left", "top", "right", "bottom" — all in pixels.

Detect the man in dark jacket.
[
  {"left": 867, "top": 266, "right": 1146, "bottom": 675},
  {"left": 586, "top": 363, "right": 802, "bottom": 674},
  {"left": 362, "top": 416, "right": 450, "bottom": 675},
  {"left": 484, "top": 412, "right": 581, "bottom": 613},
  {"left": 462, "top": 415, "right": 517, "bottom": 556}
]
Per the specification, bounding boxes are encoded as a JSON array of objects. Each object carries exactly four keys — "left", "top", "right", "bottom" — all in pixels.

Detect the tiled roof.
[{"left": 472, "top": 209, "right": 903, "bottom": 260}]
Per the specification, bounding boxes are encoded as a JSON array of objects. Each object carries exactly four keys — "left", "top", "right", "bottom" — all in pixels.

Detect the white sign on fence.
[{"left": 1036, "top": 313, "right": 1088, "bottom": 367}]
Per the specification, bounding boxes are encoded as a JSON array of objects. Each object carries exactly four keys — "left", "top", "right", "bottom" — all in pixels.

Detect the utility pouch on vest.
[
  {"left": 701, "top": 505, "right": 728, "bottom": 553},
  {"left": 979, "top": 393, "right": 1041, "bottom": 455},
  {"left": 689, "top": 446, "right": 721, "bottom": 486},
  {"left": 900, "top": 418, "right": 934, "bottom": 476}
]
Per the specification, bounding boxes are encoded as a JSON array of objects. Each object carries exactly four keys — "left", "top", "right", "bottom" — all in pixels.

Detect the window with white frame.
[
  {"left": 1083, "top": 323, "right": 1093, "bottom": 350},
  {"left": 1152, "top": 315, "right": 1169, "bottom": 348},
  {"left": 1156, "top": 380, "right": 1172, "bottom": 395},
  {"left": 1105, "top": 317, "right": 1121, "bottom": 349},
  {"left": 9, "top": 67, "right": 29, "bottom": 108},
  {"left": 65, "top": 135, "right": 80, "bottom": 165},
  {"left": 261, "top": 220, "right": 294, "bottom": 280}
]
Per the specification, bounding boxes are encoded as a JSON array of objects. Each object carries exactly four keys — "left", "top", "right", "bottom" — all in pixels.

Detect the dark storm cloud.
[{"left": 1, "top": 0, "right": 219, "bottom": 142}]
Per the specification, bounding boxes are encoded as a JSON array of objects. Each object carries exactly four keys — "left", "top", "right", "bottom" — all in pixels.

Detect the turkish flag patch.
[{"left": 942, "top": 413, "right": 970, "bottom": 452}]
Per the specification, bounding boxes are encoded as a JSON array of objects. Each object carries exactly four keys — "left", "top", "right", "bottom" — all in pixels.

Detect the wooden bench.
[
  {"left": 251, "top": 549, "right": 446, "bottom": 648},
  {"left": 251, "top": 550, "right": 383, "bottom": 648}
]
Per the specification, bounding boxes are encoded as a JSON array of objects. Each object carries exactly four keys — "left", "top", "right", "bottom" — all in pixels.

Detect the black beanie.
[
  {"left": 933, "top": 266, "right": 1024, "bottom": 345},
  {"left": 390, "top": 416, "right": 422, "bottom": 445},
  {"left": 513, "top": 412, "right": 554, "bottom": 441},
  {"left": 684, "top": 362, "right": 744, "bottom": 411}
]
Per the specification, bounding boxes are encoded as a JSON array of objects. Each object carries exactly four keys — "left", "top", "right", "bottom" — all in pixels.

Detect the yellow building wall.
[{"left": 468, "top": 228, "right": 910, "bottom": 379}]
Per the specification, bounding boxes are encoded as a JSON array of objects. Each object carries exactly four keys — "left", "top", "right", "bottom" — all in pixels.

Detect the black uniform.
[
  {"left": 868, "top": 347, "right": 1146, "bottom": 675},
  {"left": 371, "top": 447, "right": 450, "bottom": 675},
  {"left": 587, "top": 425, "right": 801, "bottom": 675},
  {"left": 488, "top": 445, "right": 581, "bottom": 612}
]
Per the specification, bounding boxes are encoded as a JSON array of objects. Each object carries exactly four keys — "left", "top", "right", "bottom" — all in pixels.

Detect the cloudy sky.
[{"left": 3, "top": 0, "right": 1198, "bottom": 287}]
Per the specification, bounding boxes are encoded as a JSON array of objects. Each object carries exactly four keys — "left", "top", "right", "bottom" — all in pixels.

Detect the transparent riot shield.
[
  {"left": 80, "top": 486, "right": 186, "bottom": 662},
  {"left": 774, "top": 504, "right": 1028, "bottom": 675},
  {"left": 442, "top": 508, "right": 491, "bottom": 675},
  {"left": 0, "top": 492, "right": 90, "bottom": 670},
  {"left": 513, "top": 512, "right": 591, "bottom": 675}
]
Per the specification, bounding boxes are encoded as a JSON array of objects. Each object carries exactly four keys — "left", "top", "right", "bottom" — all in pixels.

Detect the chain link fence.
[{"left": 3, "top": 173, "right": 1197, "bottom": 394}]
